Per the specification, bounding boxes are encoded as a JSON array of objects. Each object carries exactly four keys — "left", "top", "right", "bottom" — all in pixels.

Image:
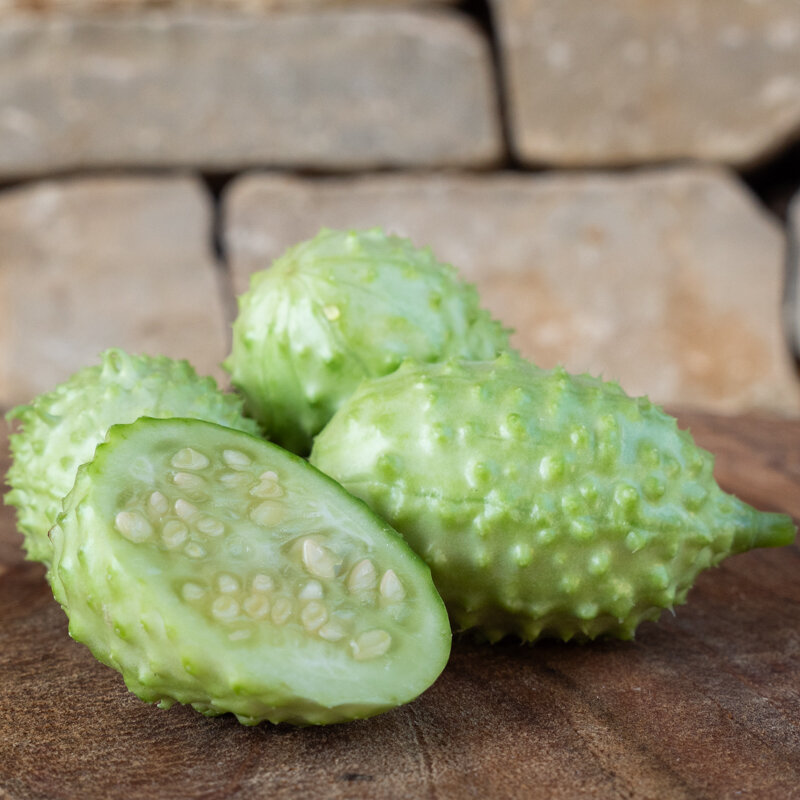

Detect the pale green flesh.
[{"left": 50, "top": 417, "right": 451, "bottom": 725}]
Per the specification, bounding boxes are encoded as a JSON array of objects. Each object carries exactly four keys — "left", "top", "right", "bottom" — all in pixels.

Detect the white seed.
[
  {"left": 173, "top": 472, "right": 205, "bottom": 491},
  {"left": 323, "top": 304, "right": 340, "bottom": 321},
  {"left": 115, "top": 511, "right": 152, "bottom": 543},
  {"left": 217, "top": 574, "right": 240, "bottom": 594},
  {"left": 171, "top": 447, "right": 210, "bottom": 471},
  {"left": 243, "top": 595, "right": 270, "bottom": 619},
  {"left": 175, "top": 499, "right": 199, "bottom": 521},
  {"left": 148, "top": 491, "right": 169, "bottom": 517},
  {"left": 250, "top": 500, "right": 283, "bottom": 527},
  {"left": 347, "top": 559, "right": 377, "bottom": 593},
  {"left": 185, "top": 542, "right": 206, "bottom": 559},
  {"left": 318, "top": 621, "right": 346, "bottom": 642},
  {"left": 181, "top": 582, "right": 206, "bottom": 601},
  {"left": 299, "top": 580, "right": 324, "bottom": 600},
  {"left": 211, "top": 596, "right": 240, "bottom": 622},
  {"left": 379, "top": 569, "right": 406, "bottom": 603},
  {"left": 302, "top": 538, "right": 337, "bottom": 579},
  {"left": 251, "top": 574, "right": 274, "bottom": 593},
  {"left": 351, "top": 629, "right": 392, "bottom": 661},
  {"left": 271, "top": 597, "right": 292, "bottom": 625},
  {"left": 221, "top": 471, "right": 249, "bottom": 487},
  {"left": 223, "top": 449, "right": 251, "bottom": 470},
  {"left": 161, "top": 519, "right": 188, "bottom": 549},
  {"left": 250, "top": 471, "right": 284, "bottom": 499},
  {"left": 196, "top": 516, "right": 225, "bottom": 537},
  {"left": 228, "top": 629, "right": 252, "bottom": 641},
  {"left": 301, "top": 601, "right": 328, "bottom": 632},
  {"left": 250, "top": 481, "right": 283, "bottom": 499}
]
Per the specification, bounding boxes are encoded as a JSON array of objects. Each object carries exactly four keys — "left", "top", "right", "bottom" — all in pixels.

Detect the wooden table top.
[{"left": 1, "top": 411, "right": 798, "bottom": 800}]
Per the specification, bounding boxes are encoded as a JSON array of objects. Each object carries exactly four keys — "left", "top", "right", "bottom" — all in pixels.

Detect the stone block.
[
  {"left": 0, "top": 9, "right": 500, "bottom": 177},
  {"left": 224, "top": 168, "right": 800, "bottom": 415},
  {"left": 2, "top": 0, "right": 458, "bottom": 11},
  {"left": 0, "top": 176, "right": 228, "bottom": 408},
  {"left": 788, "top": 191, "right": 800, "bottom": 361},
  {"left": 493, "top": 0, "right": 800, "bottom": 167}
]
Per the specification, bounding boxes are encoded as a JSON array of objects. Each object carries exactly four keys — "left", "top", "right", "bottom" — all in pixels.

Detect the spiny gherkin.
[
  {"left": 224, "top": 227, "right": 512, "bottom": 454},
  {"left": 5, "top": 348, "right": 260, "bottom": 565},
  {"left": 50, "top": 417, "right": 451, "bottom": 725},
  {"left": 310, "top": 354, "right": 797, "bottom": 643}
]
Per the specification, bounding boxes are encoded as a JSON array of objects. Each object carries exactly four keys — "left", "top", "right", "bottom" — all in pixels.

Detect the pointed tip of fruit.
[
  {"left": 750, "top": 510, "right": 797, "bottom": 551},
  {"left": 723, "top": 492, "right": 796, "bottom": 553}
]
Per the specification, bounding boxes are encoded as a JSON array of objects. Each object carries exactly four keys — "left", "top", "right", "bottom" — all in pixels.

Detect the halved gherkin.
[{"left": 49, "top": 417, "right": 451, "bottom": 725}]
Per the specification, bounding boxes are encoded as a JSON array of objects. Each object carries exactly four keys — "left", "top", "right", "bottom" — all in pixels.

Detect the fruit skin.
[
  {"left": 224, "top": 227, "right": 512, "bottom": 454},
  {"left": 49, "top": 417, "right": 451, "bottom": 725},
  {"left": 5, "top": 348, "right": 260, "bottom": 565},
  {"left": 310, "top": 355, "right": 797, "bottom": 643}
]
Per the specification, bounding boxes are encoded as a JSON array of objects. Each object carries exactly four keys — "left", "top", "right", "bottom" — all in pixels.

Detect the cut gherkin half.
[{"left": 50, "top": 417, "right": 451, "bottom": 725}]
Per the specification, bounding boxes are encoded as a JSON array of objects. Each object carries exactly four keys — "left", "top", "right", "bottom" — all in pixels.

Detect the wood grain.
[{"left": 1, "top": 411, "right": 798, "bottom": 800}]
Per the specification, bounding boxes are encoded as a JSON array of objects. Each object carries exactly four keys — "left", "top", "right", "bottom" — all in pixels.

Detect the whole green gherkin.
[
  {"left": 310, "top": 355, "right": 797, "bottom": 642},
  {"left": 5, "top": 348, "right": 260, "bottom": 565},
  {"left": 224, "top": 228, "right": 512, "bottom": 454}
]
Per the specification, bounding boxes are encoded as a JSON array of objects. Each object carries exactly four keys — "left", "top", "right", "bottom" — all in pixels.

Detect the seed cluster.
[{"left": 113, "top": 445, "right": 405, "bottom": 661}]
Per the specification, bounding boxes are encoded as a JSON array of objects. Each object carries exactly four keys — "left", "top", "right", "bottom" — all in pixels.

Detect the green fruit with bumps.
[
  {"left": 224, "top": 228, "right": 512, "bottom": 454},
  {"left": 49, "top": 417, "right": 451, "bottom": 725},
  {"left": 310, "top": 355, "right": 797, "bottom": 643},
  {"left": 5, "top": 349, "right": 260, "bottom": 565}
]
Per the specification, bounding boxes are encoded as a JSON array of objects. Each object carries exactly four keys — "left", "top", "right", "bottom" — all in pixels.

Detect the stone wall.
[{"left": 2, "top": 0, "right": 799, "bottom": 414}]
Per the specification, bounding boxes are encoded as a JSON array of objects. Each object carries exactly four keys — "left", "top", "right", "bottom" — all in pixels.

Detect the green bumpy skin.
[
  {"left": 5, "top": 349, "right": 260, "bottom": 565},
  {"left": 224, "top": 227, "right": 512, "bottom": 454},
  {"left": 49, "top": 417, "right": 451, "bottom": 725},
  {"left": 310, "top": 355, "right": 797, "bottom": 643}
]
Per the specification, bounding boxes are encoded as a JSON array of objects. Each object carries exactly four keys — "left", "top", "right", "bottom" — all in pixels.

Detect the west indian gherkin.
[
  {"left": 5, "top": 348, "right": 260, "bottom": 566},
  {"left": 49, "top": 417, "right": 451, "bottom": 725},
  {"left": 310, "top": 355, "right": 797, "bottom": 643},
  {"left": 224, "top": 228, "right": 512, "bottom": 455}
]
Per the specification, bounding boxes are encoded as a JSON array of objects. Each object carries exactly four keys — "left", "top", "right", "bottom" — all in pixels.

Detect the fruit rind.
[
  {"left": 50, "top": 417, "right": 451, "bottom": 725},
  {"left": 310, "top": 355, "right": 797, "bottom": 643},
  {"left": 224, "top": 227, "right": 513, "bottom": 454},
  {"left": 5, "top": 349, "right": 260, "bottom": 565}
]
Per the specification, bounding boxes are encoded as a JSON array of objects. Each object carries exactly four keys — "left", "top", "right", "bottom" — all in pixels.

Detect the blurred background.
[{"left": 1, "top": 0, "right": 799, "bottom": 417}]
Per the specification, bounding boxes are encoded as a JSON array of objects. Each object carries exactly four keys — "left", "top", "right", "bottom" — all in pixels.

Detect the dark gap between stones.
[
  {"left": 742, "top": 137, "right": 800, "bottom": 223},
  {"left": 784, "top": 196, "right": 800, "bottom": 371},
  {"left": 202, "top": 171, "right": 236, "bottom": 263},
  {"left": 200, "top": 172, "right": 239, "bottom": 335},
  {"left": 742, "top": 139, "right": 800, "bottom": 372},
  {"left": 457, "top": 0, "right": 519, "bottom": 170}
]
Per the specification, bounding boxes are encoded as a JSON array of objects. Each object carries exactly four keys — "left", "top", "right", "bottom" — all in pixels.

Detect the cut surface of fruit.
[{"left": 50, "top": 418, "right": 451, "bottom": 725}]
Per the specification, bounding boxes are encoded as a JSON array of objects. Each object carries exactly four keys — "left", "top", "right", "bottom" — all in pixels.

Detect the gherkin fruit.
[
  {"left": 5, "top": 349, "right": 260, "bottom": 565},
  {"left": 224, "top": 227, "right": 512, "bottom": 454},
  {"left": 310, "top": 355, "right": 797, "bottom": 643},
  {"left": 49, "top": 417, "right": 451, "bottom": 725}
]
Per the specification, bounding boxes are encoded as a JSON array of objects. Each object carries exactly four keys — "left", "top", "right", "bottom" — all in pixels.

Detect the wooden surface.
[{"left": 1, "top": 411, "right": 799, "bottom": 800}]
